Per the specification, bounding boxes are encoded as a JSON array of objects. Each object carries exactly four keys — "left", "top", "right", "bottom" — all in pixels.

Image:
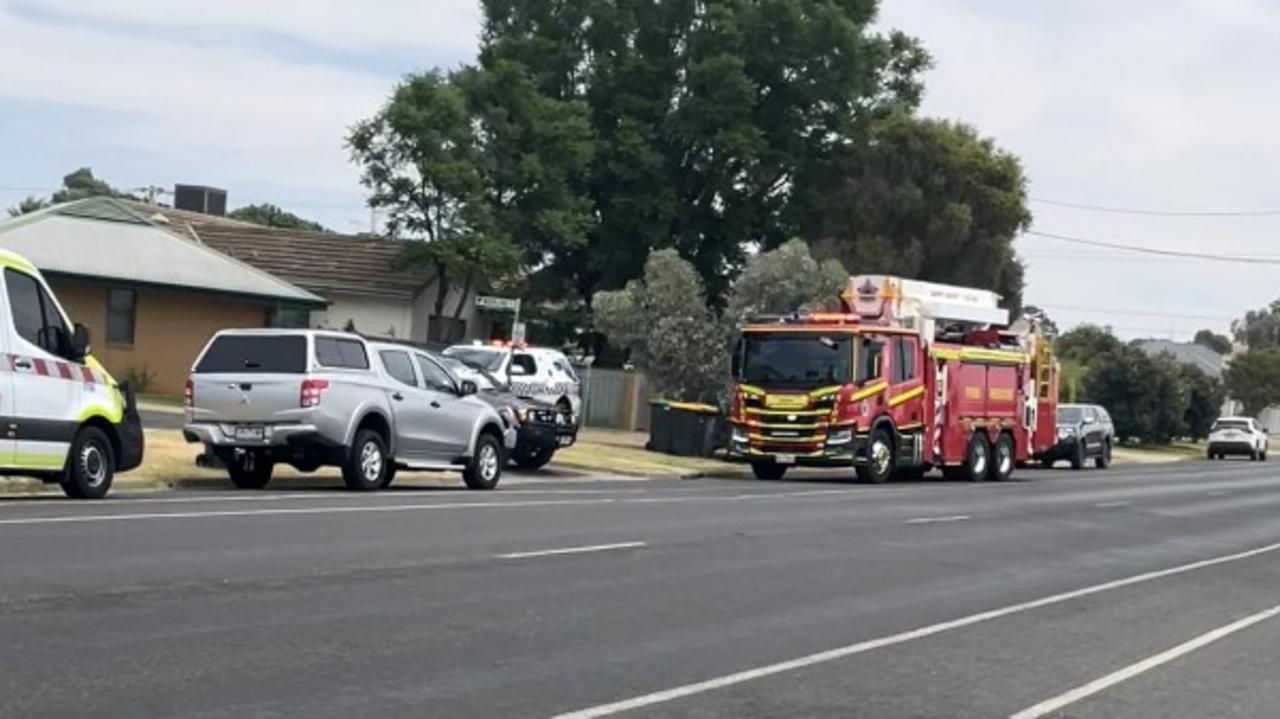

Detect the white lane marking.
[
  {"left": 1094, "top": 501, "right": 1132, "bottom": 508},
  {"left": 0, "top": 487, "right": 653, "bottom": 509},
  {"left": 496, "top": 541, "right": 647, "bottom": 560},
  {"left": 547, "top": 539, "right": 1280, "bottom": 719},
  {"left": 1010, "top": 603, "right": 1280, "bottom": 719},
  {"left": 904, "top": 515, "right": 971, "bottom": 524},
  {"left": 0, "top": 499, "right": 618, "bottom": 526}
]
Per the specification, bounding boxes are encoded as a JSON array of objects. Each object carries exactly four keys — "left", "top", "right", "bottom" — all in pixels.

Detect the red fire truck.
[{"left": 728, "top": 275, "right": 1059, "bottom": 482}]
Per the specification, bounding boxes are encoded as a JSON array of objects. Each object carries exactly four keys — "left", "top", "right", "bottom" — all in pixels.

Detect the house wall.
[
  {"left": 411, "top": 279, "right": 494, "bottom": 344},
  {"left": 310, "top": 293, "right": 413, "bottom": 339},
  {"left": 50, "top": 279, "right": 270, "bottom": 395}
]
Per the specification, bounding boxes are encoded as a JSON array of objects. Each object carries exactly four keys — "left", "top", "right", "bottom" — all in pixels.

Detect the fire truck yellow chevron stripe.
[
  {"left": 850, "top": 381, "right": 888, "bottom": 402},
  {"left": 888, "top": 386, "right": 925, "bottom": 407}
]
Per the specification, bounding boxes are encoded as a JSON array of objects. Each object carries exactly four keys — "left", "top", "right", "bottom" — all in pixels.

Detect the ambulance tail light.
[
  {"left": 300, "top": 379, "right": 330, "bottom": 408},
  {"left": 183, "top": 378, "right": 194, "bottom": 409}
]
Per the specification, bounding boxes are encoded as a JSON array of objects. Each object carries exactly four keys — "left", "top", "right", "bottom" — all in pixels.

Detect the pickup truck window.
[
  {"left": 196, "top": 335, "right": 307, "bottom": 373},
  {"left": 416, "top": 354, "right": 458, "bottom": 394},
  {"left": 379, "top": 350, "right": 418, "bottom": 387},
  {"left": 315, "top": 337, "right": 369, "bottom": 370}
]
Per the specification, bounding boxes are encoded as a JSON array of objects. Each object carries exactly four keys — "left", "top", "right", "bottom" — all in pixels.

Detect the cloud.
[{"left": 878, "top": 0, "right": 1280, "bottom": 337}]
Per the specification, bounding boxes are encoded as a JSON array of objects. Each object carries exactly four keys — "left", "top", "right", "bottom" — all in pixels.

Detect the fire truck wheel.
[
  {"left": 751, "top": 461, "right": 787, "bottom": 480},
  {"left": 856, "top": 427, "right": 895, "bottom": 484},
  {"left": 988, "top": 433, "right": 1015, "bottom": 481},
  {"left": 964, "top": 432, "right": 992, "bottom": 482}
]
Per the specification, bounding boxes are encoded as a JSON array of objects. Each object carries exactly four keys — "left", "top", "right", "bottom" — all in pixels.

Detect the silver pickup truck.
[{"left": 183, "top": 330, "right": 515, "bottom": 491}]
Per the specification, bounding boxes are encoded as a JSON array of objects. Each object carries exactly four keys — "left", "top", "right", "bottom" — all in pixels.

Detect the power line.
[
  {"left": 1031, "top": 197, "right": 1280, "bottom": 217},
  {"left": 1025, "top": 230, "right": 1280, "bottom": 264},
  {"left": 1036, "top": 303, "right": 1234, "bottom": 322}
]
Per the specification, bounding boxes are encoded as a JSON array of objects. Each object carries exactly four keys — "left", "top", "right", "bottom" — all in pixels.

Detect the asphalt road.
[{"left": 3, "top": 460, "right": 1280, "bottom": 718}]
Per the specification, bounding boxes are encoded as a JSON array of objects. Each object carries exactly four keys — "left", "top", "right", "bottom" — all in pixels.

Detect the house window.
[{"left": 106, "top": 288, "right": 137, "bottom": 345}]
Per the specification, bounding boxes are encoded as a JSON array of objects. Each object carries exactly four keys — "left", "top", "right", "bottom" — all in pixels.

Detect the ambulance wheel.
[
  {"left": 751, "top": 461, "right": 787, "bottom": 480},
  {"left": 61, "top": 426, "right": 115, "bottom": 499},
  {"left": 856, "top": 427, "right": 895, "bottom": 484},
  {"left": 988, "top": 433, "right": 1015, "bottom": 482},
  {"left": 228, "top": 451, "right": 273, "bottom": 490},
  {"left": 963, "top": 432, "right": 992, "bottom": 482}
]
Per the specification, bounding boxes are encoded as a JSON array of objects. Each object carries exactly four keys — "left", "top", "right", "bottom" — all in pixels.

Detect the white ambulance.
[{"left": 0, "top": 249, "right": 144, "bottom": 498}]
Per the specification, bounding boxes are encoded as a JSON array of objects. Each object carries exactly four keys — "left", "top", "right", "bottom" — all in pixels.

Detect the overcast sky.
[{"left": 2, "top": 0, "right": 1277, "bottom": 340}]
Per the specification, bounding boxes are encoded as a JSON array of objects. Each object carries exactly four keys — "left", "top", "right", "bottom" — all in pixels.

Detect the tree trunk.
[
  {"left": 433, "top": 262, "right": 449, "bottom": 340},
  {"left": 452, "top": 271, "right": 474, "bottom": 320}
]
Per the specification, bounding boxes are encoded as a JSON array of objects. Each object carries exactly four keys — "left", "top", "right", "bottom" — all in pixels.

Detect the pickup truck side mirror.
[{"left": 459, "top": 379, "right": 478, "bottom": 396}]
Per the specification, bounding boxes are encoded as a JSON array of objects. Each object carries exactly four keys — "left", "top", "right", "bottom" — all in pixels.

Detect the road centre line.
[
  {"left": 546, "top": 539, "right": 1280, "bottom": 719},
  {"left": 1009, "top": 603, "right": 1280, "bottom": 719},
  {"left": 904, "top": 515, "right": 971, "bottom": 524},
  {"left": 497, "top": 542, "right": 647, "bottom": 560},
  {"left": 1094, "top": 501, "right": 1132, "bottom": 508}
]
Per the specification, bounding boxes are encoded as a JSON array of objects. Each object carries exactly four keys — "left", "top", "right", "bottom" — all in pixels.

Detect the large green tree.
[
  {"left": 1055, "top": 324, "right": 1122, "bottom": 365},
  {"left": 7, "top": 167, "right": 135, "bottom": 216},
  {"left": 1223, "top": 348, "right": 1280, "bottom": 415},
  {"left": 1192, "top": 328, "right": 1232, "bottom": 355},
  {"left": 5, "top": 196, "right": 49, "bottom": 217},
  {"left": 477, "top": 0, "right": 930, "bottom": 304},
  {"left": 725, "top": 239, "right": 848, "bottom": 325},
  {"left": 228, "top": 203, "right": 326, "bottom": 231},
  {"left": 348, "top": 71, "right": 518, "bottom": 339},
  {"left": 800, "top": 113, "right": 1031, "bottom": 310},
  {"left": 1232, "top": 301, "right": 1280, "bottom": 350},
  {"left": 1180, "top": 364, "right": 1225, "bottom": 440},
  {"left": 1084, "top": 346, "right": 1186, "bottom": 443},
  {"left": 592, "top": 249, "right": 729, "bottom": 403}
]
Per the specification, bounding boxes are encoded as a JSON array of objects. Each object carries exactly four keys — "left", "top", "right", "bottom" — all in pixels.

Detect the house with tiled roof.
[
  {"left": 0, "top": 198, "right": 325, "bottom": 394},
  {"left": 129, "top": 201, "right": 495, "bottom": 345}
]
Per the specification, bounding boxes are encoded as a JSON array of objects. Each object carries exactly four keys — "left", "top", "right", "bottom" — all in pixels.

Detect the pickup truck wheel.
[
  {"left": 228, "top": 451, "right": 273, "bottom": 490},
  {"left": 343, "top": 430, "right": 387, "bottom": 491},
  {"left": 1095, "top": 441, "right": 1112, "bottom": 469},
  {"left": 513, "top": 444, "right": 556, "bottom": 470},
  {"left": 61, "top": 426, "right": 115, "bottom": 499},
  {"left": 464, "top": 433, "right": 503, "bottom": 490}
]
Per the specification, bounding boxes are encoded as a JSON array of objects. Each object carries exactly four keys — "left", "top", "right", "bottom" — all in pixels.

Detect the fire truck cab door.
[{"left": 886, "top": 336, "right": 924, "bottom": 426}]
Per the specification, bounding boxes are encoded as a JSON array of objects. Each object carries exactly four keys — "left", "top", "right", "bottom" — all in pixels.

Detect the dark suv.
[{"left": 1040, "top": 403, "right": 1114, "bottom": 470}]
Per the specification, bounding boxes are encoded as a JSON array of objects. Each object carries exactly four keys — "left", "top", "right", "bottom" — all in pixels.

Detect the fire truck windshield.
[{"left": 736, "top": 333, "right": 852, "bottom": 387}]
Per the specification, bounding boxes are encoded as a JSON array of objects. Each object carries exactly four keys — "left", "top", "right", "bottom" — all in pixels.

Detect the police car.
[
  {"left": 443, "top": 343, "right": 582, "bottom": 422},
  {"left": 0, "top": 249, "right": 144, "bottom": 498}
]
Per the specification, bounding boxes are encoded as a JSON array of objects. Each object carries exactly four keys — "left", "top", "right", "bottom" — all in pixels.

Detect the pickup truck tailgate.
[{"left": 190, "top": 375, "right": 304, "bottom": 423}]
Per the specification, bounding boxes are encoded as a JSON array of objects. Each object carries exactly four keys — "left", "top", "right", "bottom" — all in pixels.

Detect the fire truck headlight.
[
  {"left": 732, "top": 428, "right": 748, "bottom": 445},
  {"left": 827, "top": 428, "right": 853, "bottom": 446}
]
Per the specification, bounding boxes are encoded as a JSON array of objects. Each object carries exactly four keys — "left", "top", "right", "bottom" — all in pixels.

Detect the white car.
[
  {"left": 1207, "top": 417, "right": 1268, "bottom": 461},
  {"left": 443, "top": 343, "right": 582, "bottom": 421}
]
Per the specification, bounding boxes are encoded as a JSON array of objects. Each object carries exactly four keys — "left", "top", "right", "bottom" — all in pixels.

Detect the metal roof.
[
  {"left": 0, "top": 198, "right": 326, "bottom": 307},
  {"left": 1136, "top": 339, "right": 1225, "bottom": 378}
]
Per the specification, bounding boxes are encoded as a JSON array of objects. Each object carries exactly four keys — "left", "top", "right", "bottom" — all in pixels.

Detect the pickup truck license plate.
[
  {"left": 775, "top": 453, "right": 796, "bottom": 465},
  {"left": 234, "top": 425, "right": 266, "bottom": 441}
]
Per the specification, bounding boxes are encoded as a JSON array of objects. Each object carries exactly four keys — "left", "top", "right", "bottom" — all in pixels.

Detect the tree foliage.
[
  {"left": 348, "top": 71, "right": 518, "bottom": 326},
  {"left": 1223, "top": 348, "right": 1280, "bottom": 416},
  {"left": 1084, "top": 346, "right": 1187, "bottom": 443},
  {"left": 5, "top": 196, "right": 49, "bottom": 217},
  {"left": 725, "top": 239, "right": 847, "bottom": 325},
  {"left": 228, "top": 203, "right": 326, "bottom": 232},
  {"left": 50, "top": 167, "right": 136, "bottom": 203},
  {"left": 1232, "top": 301, "right": 1280, "bottom": 350},
  {"left": 469, "top": 0, "right": 931, "bottom": 303},
  {"left": 1181, "top": 364, "right": 1225, "bottom": 440},
  {"left": 1192, "top": 329, "right": 1232, "bottom": 355},
  {"left": 592, "top": 249, "right": 729, "bottom": 403},
  {"left": 1020, "top": 305, "right": 1058, "bottom": 337},
  {"left": 1055, "top": 324, "right": 1121, "bottom": 365},
  {"left": 802, "top": 114, "right": 1031, "bottom": 310}
]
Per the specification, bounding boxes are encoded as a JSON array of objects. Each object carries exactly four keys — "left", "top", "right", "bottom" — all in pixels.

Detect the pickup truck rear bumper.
[{"left": 183, "top": 422, "right": 322, "bottom": 448}]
